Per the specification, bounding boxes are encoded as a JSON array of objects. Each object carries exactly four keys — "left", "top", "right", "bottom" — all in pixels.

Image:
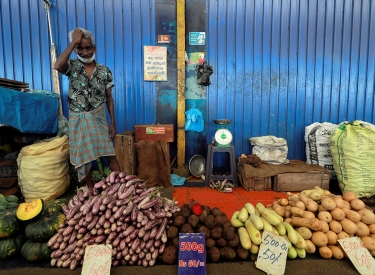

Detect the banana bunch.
[
  {"left": 91, "top": 157, "right": 112, "bottom": 183},
  {"left": 231, "top": 202, "right": 306, "bottom": 260}
]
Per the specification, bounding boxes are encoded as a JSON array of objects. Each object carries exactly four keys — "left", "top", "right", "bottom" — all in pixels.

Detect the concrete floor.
[{"left": 1, "top": 258, "right": 360, "bottom": 275}]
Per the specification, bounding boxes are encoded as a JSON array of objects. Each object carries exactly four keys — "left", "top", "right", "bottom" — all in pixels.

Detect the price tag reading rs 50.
[
  {"left": 256, "top": 231, "right": 288, "bottom": 275},
  {"left": 178, "top": 233, "right": 206, "bottom": 275}
]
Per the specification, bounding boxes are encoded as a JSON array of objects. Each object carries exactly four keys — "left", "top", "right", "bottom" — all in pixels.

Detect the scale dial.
[{"left": 214, "top": 128, "right": 233, "bottom": 145}]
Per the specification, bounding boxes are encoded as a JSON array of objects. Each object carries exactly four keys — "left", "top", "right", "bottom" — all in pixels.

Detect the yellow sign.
[{"left": 144, "top": 46, "right": 167, "bottom": 81}]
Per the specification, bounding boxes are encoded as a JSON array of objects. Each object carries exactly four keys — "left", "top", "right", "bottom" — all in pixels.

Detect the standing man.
[{"left": 54, "top": 28, "right": 120, "bottom": 188}]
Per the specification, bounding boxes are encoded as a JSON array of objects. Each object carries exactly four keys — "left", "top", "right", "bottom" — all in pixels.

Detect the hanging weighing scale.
[{"left": 213, "top": 119, "right": 233, "bottom": 147}]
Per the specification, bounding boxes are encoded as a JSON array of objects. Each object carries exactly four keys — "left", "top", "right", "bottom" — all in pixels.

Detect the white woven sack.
[
  {"left": 305, "top": 122, "right": 338, "bottom": 178},
  {"left": 250, "top": 135, "right": 289, "bottom": 165}
]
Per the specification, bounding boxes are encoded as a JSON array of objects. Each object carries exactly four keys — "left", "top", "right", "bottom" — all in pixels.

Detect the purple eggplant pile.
[{"left": 48, "top": 171, "right": 180, "bottom": 270}]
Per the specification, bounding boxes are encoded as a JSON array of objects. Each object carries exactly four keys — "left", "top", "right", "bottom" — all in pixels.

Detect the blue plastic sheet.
[{"left": 0, "top": 87, "right": 59, "bottom": 134}]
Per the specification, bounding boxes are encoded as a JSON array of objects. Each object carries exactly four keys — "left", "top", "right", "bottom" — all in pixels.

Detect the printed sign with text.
[
  {"left": 178, "top": 233, "right": 206, "bottom": 275},
  {"left": 144, "top": 46, "right": 167, "bottom": 81}
]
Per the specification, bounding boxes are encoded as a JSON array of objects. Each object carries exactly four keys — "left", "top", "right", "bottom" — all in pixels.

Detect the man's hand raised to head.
[{"left": 72, "top": 29, "right": 84, "bottom": 45}]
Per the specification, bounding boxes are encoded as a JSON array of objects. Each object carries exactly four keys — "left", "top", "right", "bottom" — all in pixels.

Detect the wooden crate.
[
  {"left": 135, "top": 124, "right": 174, "bottom": 143},
  {"left": 273, "top": 171, "right": 330, "bottom": 192},
  {"left": 114, "top": 134, "right": 137, "bottom": 175},
  {"left": 237, "top": 172, "right": 272, "bottom": 191}
]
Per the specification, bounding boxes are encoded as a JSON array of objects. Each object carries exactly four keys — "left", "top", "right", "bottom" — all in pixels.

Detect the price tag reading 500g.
[
  {"left": 338, "top": 237, "right": 375, "bottom": 275},
  {"left": 256, "top": 231, "right": 288, "bottom": 275}
]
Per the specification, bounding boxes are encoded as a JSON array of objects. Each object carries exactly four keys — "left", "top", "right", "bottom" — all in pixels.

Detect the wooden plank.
[
  {"left": 114, "top": 135, "right": 125, "bottom": 173},
  {"left": 114, "top": 134, "right": 137, "bottom": 175}
]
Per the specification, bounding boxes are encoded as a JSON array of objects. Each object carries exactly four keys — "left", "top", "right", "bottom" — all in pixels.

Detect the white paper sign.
[
  {"left": 256, "top": 231, "right": 288, "bottom": 275},
  {"left": 143, "top": 46, "right": 167, "bottom": 81},
  {"left": 81, "top": 244, "right": 112, "bottom": 275},
  {"left": 338, "top": 237, "right": 375, "bottom": 275}
]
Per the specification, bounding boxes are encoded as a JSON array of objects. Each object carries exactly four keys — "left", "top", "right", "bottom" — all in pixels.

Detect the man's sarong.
[{"left": 68, "top": 103, "right": 116, "bottom": 182}]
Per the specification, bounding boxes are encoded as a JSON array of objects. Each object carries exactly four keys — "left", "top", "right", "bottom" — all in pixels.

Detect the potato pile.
[
  {"left": 231, "top": 187, "right": 375, "bottom": 261},
  {"left": 273, "top": 187, "right": 375, "bottom": 259},
  {"left": 161, "top": 201, "right": 250, "bottom": 264}
]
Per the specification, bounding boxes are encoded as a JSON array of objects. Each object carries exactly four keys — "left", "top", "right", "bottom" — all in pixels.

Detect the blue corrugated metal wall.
[
  {"left": 0, "top": 0, "right": 157, "bottom": 135},
  {"left": 1, "top": 0, "right": 375, "bottom": 161},
  {"left": 206, "top": 0, "right": 375, "bottom": 160}
]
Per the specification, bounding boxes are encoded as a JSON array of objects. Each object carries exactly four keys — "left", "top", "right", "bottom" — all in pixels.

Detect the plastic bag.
[
  {"left": 196, "top": 61, "right": 213, "bottom": 86},
  {"left": 185, "top": 102, "right": 204, "bottom": 132}
]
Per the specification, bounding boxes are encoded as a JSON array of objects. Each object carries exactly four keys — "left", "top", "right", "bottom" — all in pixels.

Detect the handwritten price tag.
[
  {"left": 256, "top": 231, "right": 288, "bottom": 275},
  {"left": 338, "top": 237, "right": 375, "bottom": 275},
  {"left": 81, "top": 244, "right": 112, "bottom": 275}
]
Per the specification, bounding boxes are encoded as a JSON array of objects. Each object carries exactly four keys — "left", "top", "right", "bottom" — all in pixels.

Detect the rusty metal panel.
[{"left": 206, "top": 0, "right": 375, "bottom": 160}]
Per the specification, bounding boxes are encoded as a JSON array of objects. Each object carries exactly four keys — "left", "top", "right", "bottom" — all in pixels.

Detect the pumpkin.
[
  {"left": 0, "top": 209, "right": 19, "bottom": 239},
  {"left": 16, "top": 199, "right": 44, "bottom": 223},
  {"left": 21, "top": 240, "right": 51, "bottom": 262},
  {"left": 0, "top": 235, "right": 25, "bottom": 259},
  {"left": 25, "top": 212, "right": 66, "bottom": 242},
  {"left": 42, "top": 199, "right": 67, "bottom": 216}
]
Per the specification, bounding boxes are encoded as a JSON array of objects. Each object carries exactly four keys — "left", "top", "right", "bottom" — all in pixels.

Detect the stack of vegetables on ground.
[
  {"left": 0, "top": 195, "right": 67, "bottom": 262},
  {"left": 232, "top": 186, "right": 375, "bottom": 261},
  {"left": 0, "top": 194, "right": 24, "bottom": 260},
  {"left": 48, "top": 171, "right": 180, "bottom": 270},
  {"left": 16, "top": 199, "right": 67, "bottom": 262},
  {"left": 161, "top": 200, "right": 251, "bottom": 264}
]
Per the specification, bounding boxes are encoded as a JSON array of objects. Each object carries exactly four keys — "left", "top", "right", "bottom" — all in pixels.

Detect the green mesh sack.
[{"left": 330, "top": 120, "right": 375, "bottom": 198}]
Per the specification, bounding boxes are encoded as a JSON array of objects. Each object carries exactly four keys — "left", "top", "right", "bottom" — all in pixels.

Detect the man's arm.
[
  {"left": 54, "top": 29, "right": 83, "bottom": 74},
  {"left": 105, "top": 87, "right": 116, "bottom": 140}
]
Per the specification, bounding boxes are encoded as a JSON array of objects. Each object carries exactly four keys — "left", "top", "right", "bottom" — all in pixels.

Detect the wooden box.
[
  {"left": 273, "top": 171, "right": 330, "bottom": 192},
  {"left": 0, "top": 160, "right": 18, "bottom": 177},
  {"left": 114, "top": 133, "right": 137, "bottom": 175},
  {"left": 135, "top": 124, "right": 174, "bottom": 143},
  {"left": 237, "top": 172, "right": 272, "bottom": 191}
]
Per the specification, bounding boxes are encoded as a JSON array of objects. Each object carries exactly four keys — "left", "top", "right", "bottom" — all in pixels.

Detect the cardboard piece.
[
  {"left": 82, "top": 244, "right": 112, "bottom": 275},
  {"left": 338, "top": 237, "right": 375, "bottom": 275},
  {"left": 256, "top": 231, "right": 288, "bottom": 275}
]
